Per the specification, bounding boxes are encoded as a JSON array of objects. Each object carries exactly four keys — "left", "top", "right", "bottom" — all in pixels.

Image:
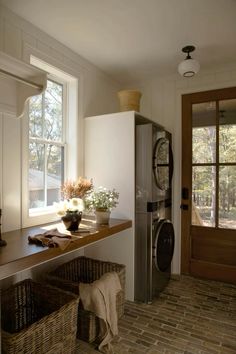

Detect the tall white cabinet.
[{"left": 84, "top": 111, "right": 137, "bottom": 301}]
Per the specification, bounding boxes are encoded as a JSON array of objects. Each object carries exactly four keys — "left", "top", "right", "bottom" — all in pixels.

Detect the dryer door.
[
  {"left": 153, "top": 219, "right": 175, "bottom": 272},
  {"left": 153, "top": 137, "right": 173, "bottom": 191}
]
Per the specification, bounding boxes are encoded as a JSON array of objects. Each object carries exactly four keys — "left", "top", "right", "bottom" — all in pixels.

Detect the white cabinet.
[{"left": 84, "top": 111, "right": 136, "bottom": 300}]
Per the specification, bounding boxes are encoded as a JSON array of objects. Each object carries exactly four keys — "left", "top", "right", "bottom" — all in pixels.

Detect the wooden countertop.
[{"left": 0, "top": 217, "right": 132, "bottom": 280}]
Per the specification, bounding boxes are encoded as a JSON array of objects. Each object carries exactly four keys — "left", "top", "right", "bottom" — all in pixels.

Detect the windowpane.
[
  {"left": 29, "top": 94, "right": 43, "bottom": 138},
  {"left": 29, "top": 142, "right": 45, "bottom": 209},
  {"left": 28, "top": 78, "right": 65, "bottom": 215},
  {"left": 192, "top": 126, "right": 216, "bottom": 163},
  {"left": 45, "top": 80, "right": 63, "bottom": 142},
  {"left": 219, "top": 99, "right": 236, "bottom": 163},
  {"left": 192, "top": 166, "right": 216, "bottom": 227},
  {"left": 192, "top": 102, "right": 216, "bottom": 163},
  {"left": 192, "top": 102, "right": 216, "bottom": 127},
  {"left": 46, "top": 145, "right": 64, "bottom": 206},
  {"left": 219, "top": 166, "right": 236, "bottom": 229}
]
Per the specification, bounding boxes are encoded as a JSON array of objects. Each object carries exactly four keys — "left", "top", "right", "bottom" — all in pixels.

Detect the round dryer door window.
[
  {"left": 153, "top": 219, "right": 175, "bottom": 272},
  {"left": 153, "top": 137, "right": 173, "bottom": 191}
]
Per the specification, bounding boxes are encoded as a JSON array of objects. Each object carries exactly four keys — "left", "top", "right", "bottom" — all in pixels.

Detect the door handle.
[{"left": 180, "top": 204, "right": 189, "bottom": 210}]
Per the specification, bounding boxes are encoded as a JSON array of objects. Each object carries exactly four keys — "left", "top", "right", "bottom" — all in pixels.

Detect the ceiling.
[{"left": 1, "top": 0, "right": 236, "bottom": 84}]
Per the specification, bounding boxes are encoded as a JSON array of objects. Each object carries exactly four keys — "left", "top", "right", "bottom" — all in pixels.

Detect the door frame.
[{"left": 181, "top": 86, "right": 236, "bottom": 281}]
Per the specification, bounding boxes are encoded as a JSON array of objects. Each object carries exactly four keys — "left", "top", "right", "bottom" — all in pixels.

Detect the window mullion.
[{"left": 29, "top": 136, "right": 64, "bottom": 147}]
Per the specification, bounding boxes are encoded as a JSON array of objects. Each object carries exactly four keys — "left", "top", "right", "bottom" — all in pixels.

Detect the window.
[
  {"left": 22, "top": 56, "right": 79, "bottom": 227},
  {"left": 28, "top": 78, "right": 66, "bottom": 213}
]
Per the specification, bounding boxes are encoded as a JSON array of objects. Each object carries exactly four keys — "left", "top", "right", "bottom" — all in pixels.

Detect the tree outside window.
[{"left": 28, "top": 79, "right": 65, "bottom": 212}]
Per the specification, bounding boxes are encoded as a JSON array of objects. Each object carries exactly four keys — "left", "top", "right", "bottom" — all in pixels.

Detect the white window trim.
[{"left": 22, "top": 56, "right": 79, "bottom": 228}]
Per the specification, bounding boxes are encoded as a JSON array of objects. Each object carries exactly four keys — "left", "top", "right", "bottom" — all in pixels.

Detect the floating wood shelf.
[{"left": 0, "top": 217, "right": 132, "bottom": 280}]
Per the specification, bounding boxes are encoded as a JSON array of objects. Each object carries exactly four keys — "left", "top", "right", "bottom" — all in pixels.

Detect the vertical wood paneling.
[
  {"left": 4, "top": 22, "right": 22, "bottom": 59},
  {"left": 2, "top": 114, "right": 21, "bottom": 232},
  {"left": 0, "top": 17, "right": 4, "bottom": 51}
]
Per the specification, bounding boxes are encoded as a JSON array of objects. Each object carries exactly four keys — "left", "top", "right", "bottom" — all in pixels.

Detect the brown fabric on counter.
[{"left": 28, "top": 229, "right": 72, "bottom": 250}]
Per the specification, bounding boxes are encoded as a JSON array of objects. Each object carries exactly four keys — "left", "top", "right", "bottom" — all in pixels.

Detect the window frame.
[
  {"left": 22, "top": 56, "right": 79, "bottom": 228},
  {"left": 28, "top": 76, "right": 67, "bottom": 216}
]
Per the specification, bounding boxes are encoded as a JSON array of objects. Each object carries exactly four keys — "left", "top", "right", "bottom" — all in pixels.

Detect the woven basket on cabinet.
[
  {"left": 1, "top": 278, "right": 79, "bottom": 354},
  {"left": 46, "top": 256, "right": 126, "bottom": 343}
]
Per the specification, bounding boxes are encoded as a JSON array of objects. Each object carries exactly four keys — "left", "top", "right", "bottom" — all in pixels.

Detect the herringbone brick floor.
[{"left": 76, "top": 275, "right": 236, "bottom": 353}]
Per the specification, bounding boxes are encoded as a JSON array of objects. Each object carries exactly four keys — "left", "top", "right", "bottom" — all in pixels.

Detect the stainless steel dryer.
[{"left": 135, "top": 123, "right": 175, "bottom": 303}]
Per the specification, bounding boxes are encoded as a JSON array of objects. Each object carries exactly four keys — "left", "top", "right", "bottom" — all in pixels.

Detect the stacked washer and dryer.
[{"left": 135, "top": 123, "right": 175, "bottom": 303}]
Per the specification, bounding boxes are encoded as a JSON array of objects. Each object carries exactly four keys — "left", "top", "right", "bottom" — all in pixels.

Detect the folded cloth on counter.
[
  {"left": 28, "top": 229, "right": 72, "bottom": 250},
  {"left": 79, "top": 272, "right": 122, "bottom": 354}
]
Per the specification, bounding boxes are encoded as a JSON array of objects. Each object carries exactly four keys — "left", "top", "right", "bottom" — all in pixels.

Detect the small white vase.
[{"left": 95, "top": 210, "right": 111, "bottom": 224}]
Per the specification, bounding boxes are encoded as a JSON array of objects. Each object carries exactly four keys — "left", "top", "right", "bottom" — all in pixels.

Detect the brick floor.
[{"left": 76, "top": 275, "right": 236, "bottom": 353}]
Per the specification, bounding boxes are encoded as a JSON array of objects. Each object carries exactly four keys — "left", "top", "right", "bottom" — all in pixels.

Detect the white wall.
[
  {"left": 129, "top": 65, "right": 236, "bottom": 276},
  {"left": 0, "top": 5, "right": 121, "bottom": 232}
]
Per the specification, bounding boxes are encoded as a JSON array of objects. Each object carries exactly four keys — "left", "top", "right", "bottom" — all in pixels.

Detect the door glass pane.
[
  {"left": 219, "top": 166, "right": 236, "bottom": 229},
  {"left": 29, "top": 142, "right": 45, "bottom": 209},
  {"left": 46, "top": 145, "right": 64, "bottom": 206},
  {"left": 192, "top": 102, "right": 216, "bottom": 163},
  {"left": 192, "top": 166, "right": 216, "bottom": 227},
  {"left": 219, "top": 99, "right": 236, "bottom": 163},
  {"left": 192, "top": 127, "right": 216, "bottom": 163}
]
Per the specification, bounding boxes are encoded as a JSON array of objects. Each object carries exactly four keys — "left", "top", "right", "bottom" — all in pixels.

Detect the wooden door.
[{"left": 181, "top": 87, "right": 236, "bottom": 283}]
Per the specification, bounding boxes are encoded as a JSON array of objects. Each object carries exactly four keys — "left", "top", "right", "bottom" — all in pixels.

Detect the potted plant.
[
  {"left": 54, "top": 198, "right": 84, "bottom": 231},
  {"left": 54, "top": 177, "right": 92, "bottom": 231},
  {"left": 84, "top": 187, "right": 119, "bottom": 224}
]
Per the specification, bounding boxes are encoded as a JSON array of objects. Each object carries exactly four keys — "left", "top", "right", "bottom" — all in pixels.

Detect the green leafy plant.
[{"left": 84, "top": 187, "right": 119, "bottom": 212}]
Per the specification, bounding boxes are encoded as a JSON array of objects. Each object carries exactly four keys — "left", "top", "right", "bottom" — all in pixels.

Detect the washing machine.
[{"left": 135, "top": 123, "right": 175, "bottom": 303}]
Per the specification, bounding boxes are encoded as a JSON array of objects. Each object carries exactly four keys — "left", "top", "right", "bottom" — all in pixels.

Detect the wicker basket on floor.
[
  {"left": 1, "top": 278, "right": 79, "bottom": 354},
  {"left": 46, "top": 256, "right": 126, "bottom": 343}
]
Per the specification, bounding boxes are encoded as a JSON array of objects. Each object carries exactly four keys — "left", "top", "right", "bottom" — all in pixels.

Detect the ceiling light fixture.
[{"left": 178, "top": 45, "right": 200, "bottom": 77}]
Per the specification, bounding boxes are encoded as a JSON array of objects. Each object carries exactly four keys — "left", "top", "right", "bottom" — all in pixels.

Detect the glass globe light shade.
[{"left": 178, "top": 58, "right": 200, "bottom": 77}]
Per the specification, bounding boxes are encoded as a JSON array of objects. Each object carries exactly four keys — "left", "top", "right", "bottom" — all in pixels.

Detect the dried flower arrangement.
[{"left": 61, "top": 177, "right": 93, "bottom": 200}]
